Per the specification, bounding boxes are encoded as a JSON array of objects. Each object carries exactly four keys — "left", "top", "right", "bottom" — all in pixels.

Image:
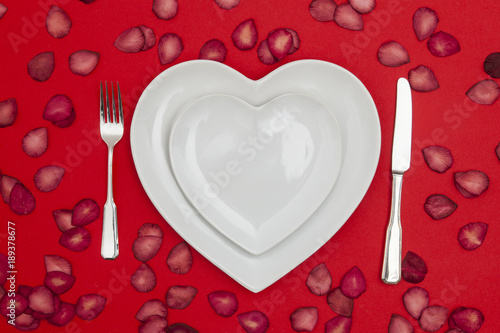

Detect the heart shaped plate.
[
  {"left": 130, "top": 60, "right": 380, "bottom": 292},
  {"left": 169, "top": 93, "right": 342, "bottom": 255}
]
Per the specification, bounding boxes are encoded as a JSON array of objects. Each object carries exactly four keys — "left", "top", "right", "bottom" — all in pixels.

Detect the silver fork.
[{"left": 100, "top": 81, "right": 123, "bottom": 260}]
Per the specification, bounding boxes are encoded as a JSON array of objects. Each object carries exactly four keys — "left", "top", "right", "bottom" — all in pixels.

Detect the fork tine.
[
  {"left": 117, "top": 82, "right": 123, "bottom": 124},
  {"left": 111, "top": 82, "right": 117, "bottom": 123},
  {"left": 100, "top": 81, "right": 105, "bottom": 123},
  {"left": 105, "top": 81, "right": 110, "bottom": 123}
]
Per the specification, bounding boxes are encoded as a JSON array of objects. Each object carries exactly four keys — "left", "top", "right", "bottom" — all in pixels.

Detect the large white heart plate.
[
  {"left": 130, "top": 60, "right": 381, "bottom": 292},
  {"left": 169, "top": 93, "right": 342, "bottom": 255}
]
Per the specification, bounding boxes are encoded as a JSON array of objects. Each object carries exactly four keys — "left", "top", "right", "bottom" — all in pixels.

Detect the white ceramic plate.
[
  {"left": 169, "top": 93, "right": 342, "bottom": 255},
  {"left": 130, "top": 59, "right": 381, "bottom": 292}
]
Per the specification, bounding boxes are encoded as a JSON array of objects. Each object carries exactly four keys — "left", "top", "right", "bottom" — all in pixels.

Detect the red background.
[{"left": 1, "top": 0, "right": 499, "bottom": 332}]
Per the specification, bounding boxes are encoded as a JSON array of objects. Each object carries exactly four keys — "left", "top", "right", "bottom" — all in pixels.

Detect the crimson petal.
[
  {"left": 69, "top": 50, "right": 99, "bottom": 76},
  {"left": 0, "top": 98, "right": 17, "bottom": 127},
  {"left": 427, "top": 31, "right": 460, "bottom": 57},
  {"left": 46, "top": 5, "right": 71, "bottom": 39},
  {"left": 466, "top": 79, "right": 500, "bottom": 105},
  {"left": 28, "top": 52, "right": 55, "bottom": 82}
]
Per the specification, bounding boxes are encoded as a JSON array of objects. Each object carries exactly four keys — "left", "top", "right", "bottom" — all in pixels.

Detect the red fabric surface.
[{"left": 1, "top": 0, "right": 499, "bottom": 332}]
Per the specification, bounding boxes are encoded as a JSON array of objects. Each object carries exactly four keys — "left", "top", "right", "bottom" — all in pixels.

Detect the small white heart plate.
[
  {"left": 169, "top": 93, "right": 342, "bottom": 255},
  {"left": 130, "top": 59, "right": 381, "bottom": 292}
]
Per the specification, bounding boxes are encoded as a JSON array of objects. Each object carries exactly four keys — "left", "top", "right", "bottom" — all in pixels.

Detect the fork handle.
[
  {"left": 381, "top": 173, "right": 403, "bottom": 284},
  {"left": 101, "top": 148, "right": 119, "bottom": 260}
]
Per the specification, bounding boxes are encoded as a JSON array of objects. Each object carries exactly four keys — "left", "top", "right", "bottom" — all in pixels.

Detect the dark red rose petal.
[
  {"left": 424, "top": 194, "right": 457, "bottom": 220},
  {"left": 9, "top": 183, "right": 36, "bottom": 215},
  {"left": 46, "top": 5, "right": 71, "bottom": 39},
  {"left": 43, "top": 94, "right": 73, "bottom": 123},
  {"left": 257, "top": 39, "right": 278, "bottom": 65},
  {"left": 0, "top": 3, "right": 7, "bottom": 19},
  {"left": 466, "top": 79, "right": 500, "bottom": 105},
  {"left": 402, "top": 251, "right": 427, "bottom": 284},
  {"left": 139, "top": 315, "right": 168, "bottom": 333},
  {"left": 28, "top": 52, "right": 55, "bottom": 82},
  {"left": 419, "top": 306, "right": 448, "bottom": 332},
  {"left": 458, "top": 222, "right": 488, "bottom": 251},
  {"left": 59, "top": 227, "right": 91, "bottom": 252},
  {"left": 348, "top": 0, "right": 375, "bottom": 14},
  {"left": 32, "top": 294, "right": 60, "bottom": 319},
  {"left": 138, "top": 25, "right": 156, "bottom": 51},
  {"left": 339, "top": 266, "right": 366, "bottom": 299},
  {"left": 427, "top": 31, "right": 460, "bottom": 57},
  {"left": 44, "top": 271, "right": 76, "bottom": 295},
  {"left": 448, "top": 307, "right": 467, "bottom": 330},
  {"left": 138, "top": 223, "right": 163, "bottom": 238},
  {"left": 75, "top": 294, "right": 106, "bottom": 320},
  {"left": 290, "top": 307, "right": 318, "bottom": 332},
  {"left": 165, "top": 285, "right": 197, "bottom": 310},
  {"left": 114, "top": 27, "right": 145, "bottom": 53},
  {"left": 309, "top": 0, "right": 337, "bottom": 22},
  {"left": 403, "top": 286, "right": 429, "bottom": 319},
  {"left": 454, "top": 170, "right": 489, "bottom": 198},
  {"left": 44, "top": 255, "right": 72, "bottom": 275},
  {"left": 22, "top": 127, "right": 48, "bottom": 158},
  {"left": 69, "top": 50, "right": 99, "bottom": 76},
  {"left": 232, "top": 19, "right": 258, "bottom": 50},
  {"left": 28, "top": 286, "right": 56, "bottom": 315},
  {"left": 267, "top": 28, "right": 292, "bottom": 60},
  {"left": 153, "top": 0, "right": 178, "bottom": 20},
  {"left": 412, "top": 7, "right": 438, "bottom": 41},
  {"left": 285, "top": 28, "right": 300, "bottom": 54},
  {"left": 72, "top": 198, "right": 100, "bottom": 226},
  {"left": 0, "top": 175, "right": 20, "bottom": 203},
  {"left": 15, "top": 313, "right": 35, "bottom": 328},
  {"left": 0, "top": 98, "right": 17, "bottom": 127},
  {"left": 484, "top": 52, "right": 500, "bottom": 78},
  {"left": 334, "top": 3, "right": 363, "bottom": 31},
  {"left": 133, "top": 236, "right": 163, "bottom": 262},
  {"left": 136, "top": 299, "right": 168, "bottom": 322},
  {"left": 377, "top": 41, "right": 410, "bottom": 67},
  {"left": 237, "top": 311, "right": 269, "bottom": 333},
  {"left": 52, "top": 108, "right": 75, "bottom": 128},
  {"left": 47, "top": 301, "right": 75, "bottom": 327},
  {"left": 408, "top": 65, "right": 439, "bottom": 92},
  {"left": 131, "top": 263, "right": 157, "bottom": 293},
  {"left": 450, "top": 307, "right": 484, "bottom": 333},
  {"left": 157, "top": 33, "right": 183, "bottom": 65},
  {"left": 199, "top": 39, "right": 227, "bottom": 62},
  {"left": 324, "top": 315, "right": 352, "bottom": 333},
  {"left": 215, "top": 0, "right": 240, "bottom": 10},
  {"left": 306, "top": 262, "right": 332, "bottom": 296},
  {"left": 167, "top": 241, "right": 192, "bottom": 274},
  {"left": 52, "top": 209, "right": 74, "bottom": 232},
  {"left": 422, "top": 145, "right": 453, "bottom": 173},
  {"left": 207, "top": 290, "right": 238, "bottom": 317},
  {"left": 327, "top": 287, "right": 353, "bottom": 317},
  {"left": 34, "top": 165, "right": 65, "bottom": 192},
  {"left": 389, "top": 314, "right": 414, "bottom": 333},
  {"left": 0, "top": 294, "right": 28, "bottom": 317}
]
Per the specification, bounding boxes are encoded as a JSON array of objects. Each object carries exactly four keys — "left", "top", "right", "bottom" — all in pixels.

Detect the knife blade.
[{"left": 381, "top": 77, "right": 412, "bottom": 284}]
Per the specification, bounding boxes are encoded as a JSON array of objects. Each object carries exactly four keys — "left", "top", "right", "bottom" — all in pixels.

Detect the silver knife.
[{"left": 381, "top": 77, "right": 412, "bottom": 284}]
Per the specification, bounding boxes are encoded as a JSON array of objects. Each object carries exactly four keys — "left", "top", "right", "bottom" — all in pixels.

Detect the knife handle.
[{"left": 381, "top": 173, "right": 403, "bottom": 284}]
